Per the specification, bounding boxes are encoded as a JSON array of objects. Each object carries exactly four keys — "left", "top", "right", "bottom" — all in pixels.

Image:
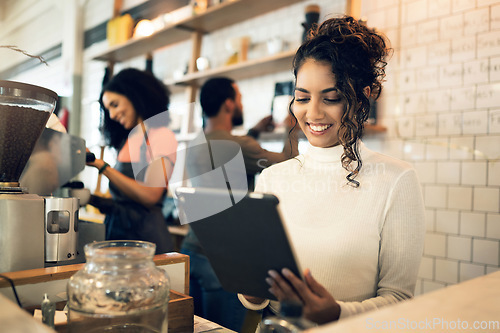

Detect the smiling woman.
[
  {"left": 101, "top": 91, "right": 139, "bottom": 130},
  {"left": 85, "top": 68, "right": 177, "bottom": 254},
  {"left": 293, "top": 60, "right": 344, "bottom": 149},
  {"left": 239, "top": 16, "right": 426, "bottom": 326}
]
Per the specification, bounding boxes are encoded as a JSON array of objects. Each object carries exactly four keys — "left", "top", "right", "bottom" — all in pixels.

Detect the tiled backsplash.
[{"left": 363, "top": 0, "right": 500, "bottom": 294}]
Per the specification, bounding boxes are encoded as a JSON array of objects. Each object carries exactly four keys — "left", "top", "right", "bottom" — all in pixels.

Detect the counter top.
[
  {"left": 0, "top": 293, "right": 54, "bottom": 333},
  {"left": 0, "top": 292, "right": 234, "bottom": 333},
  {"left": 309, "top": 271, "right": 500, "bottom": 332}
]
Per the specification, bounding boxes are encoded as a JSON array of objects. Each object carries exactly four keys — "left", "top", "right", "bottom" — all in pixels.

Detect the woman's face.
[
  {"left": 293, "top": 59, "right": 345, "bottom": 148},
  {"left": 102, "top": 91, "right": 139, "bottom": 130}
]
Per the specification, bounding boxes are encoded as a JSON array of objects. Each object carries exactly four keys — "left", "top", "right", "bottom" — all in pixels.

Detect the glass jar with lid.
[{"left": 67, "top": 240, "right": 170, "bottom": 333}]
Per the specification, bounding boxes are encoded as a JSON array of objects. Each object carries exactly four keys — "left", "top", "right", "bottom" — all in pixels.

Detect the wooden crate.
[
  {"left": 37, "top": 290, "right": 193, "bottom": 333},
  {"left": 169, "top": 290, "right": 194, "bottom": 333}
]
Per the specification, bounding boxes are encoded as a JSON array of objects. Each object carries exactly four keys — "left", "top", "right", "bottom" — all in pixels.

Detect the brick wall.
[{"left": 362, "top": 0, "right": 500, "bottom": 295}]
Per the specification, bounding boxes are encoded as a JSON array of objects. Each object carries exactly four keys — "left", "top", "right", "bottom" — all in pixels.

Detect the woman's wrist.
[{"left": 98, "top": 162, "right": 110, "bottom": 174}]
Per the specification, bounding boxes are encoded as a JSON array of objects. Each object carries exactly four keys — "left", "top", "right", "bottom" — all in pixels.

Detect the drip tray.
[{"left": 0, "top": 185, "right": 27, "bottom": 194}]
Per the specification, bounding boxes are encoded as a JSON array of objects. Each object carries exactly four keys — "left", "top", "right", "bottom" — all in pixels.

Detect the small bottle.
[
  {"left": 301, "top": 5, "right": 320, "bottom": 42},
  {"left": 259, "top": 301, "right": 316, "bottom": 332},
  {"left": 41, "top": 293, "right": 56, "bottom": 329}
]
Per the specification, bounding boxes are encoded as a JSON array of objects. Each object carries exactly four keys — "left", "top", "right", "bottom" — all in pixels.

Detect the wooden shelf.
[
  {"left": 365, "top": 124, "right": 387, "bottom": 135},
  {"left": 0, "top": 253, "right": 188, "bottom": 288},
  {"left": 166, "top": 49, "right": 296, "bottom": 89},
  {"left": 92, "top": 0, "right": 304, "bottom": 63}
]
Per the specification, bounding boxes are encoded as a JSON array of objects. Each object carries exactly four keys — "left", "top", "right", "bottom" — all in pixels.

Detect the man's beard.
[{"left": 231, "top": 106, "right": 244, "bottom": 126}]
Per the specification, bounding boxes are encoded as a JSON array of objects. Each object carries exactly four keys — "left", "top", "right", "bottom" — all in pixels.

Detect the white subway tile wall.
[
  {"left": 450, "top": 87, "right": 477, "bottom": 112},
  {"left": 416, "top": 115, "right": 438, "bottom": 137},
  {"left": 461, "top": 161, "right": 488, "bottom": 185},
  {"left": 452, "top": 0, "right": 477, "bottom": 13},
  {"left": 425, "top": 209, "right": 436, "bottom": 231},
  {"left": 463, "top": 59, "right": 489, "bottom": 84},
  {"left": 448, "top": 186, "right": 473, "bottom": 210},
  {"left": 486, "top": 265, "right": 500, "bottom": 274},
  {"left": 0, "top": 0, "right": 498, "bottom": 298},
  {"left": 475, "top": 135, "right": 500, "bottom": 159},
  {"left": 437, "top": 161, "right": 460, "bottom": 184},
  {"left": 492, "top": 4, "right": 500, "bottom": 29},
  {"left": 489, "top": 109, "right": 500, "bottom": 133},
  {"left": 459, "top": 262, "right": 486, "bottom": 282},
  {"left": 418, "top": 256, "right": 435, "bottom": 279},
  {"left": 436, "top": 209, "right": 459, "bottom": 233},
  {"left": 438, "top": 113, "right": 462, "bottom": 136},
  {"left": 422, "top": 280, "right": 446, "bottom": 293},
  {"left": 462, "top": 110, "right": 488, "bottom": 135},
  {"left": 414, "top": 161, "right": 437, "bottom": 183},
  {"left": 486, "top": 213, "right": 500, "bottom": 238},
  {"left": 425, "top": 185, "right": 448, "bottom": 208},
  {"left": 424, "top": 233, "right": 447, "bottom": 256},
  {"left": 489, "top": 161, "right": 500, "bottom": 185},
  {"left": 447, "top": 235, "right": 472, "bottom": 261},
  {"left": 460, "top": 211, "right": 486, "bottom": 237},
  {"left": 435, "top": 258, "right": 459, "bottom": 283},
  {"left": 472, "top": 238, "right": 499, "bottom": 265},
  {"left": 449, "top": 136, "right": 475, "bottom": 160},
  {"left": 361, "top": 0, "right": 500, "bottom": 294},
  {"left": 464, "top": 7, "right": 490, "bottom": 35},
  {"left": 426, "top": 139, "right": 449, "bottom": 160},
  {"left": 473, "top": 187, "right": 500, "bottom": 212},
  {"left": 429, "top": 0, "right": 451, "bottom": 18}
]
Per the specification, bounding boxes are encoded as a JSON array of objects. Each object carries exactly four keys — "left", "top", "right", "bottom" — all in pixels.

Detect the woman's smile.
[
  {"left": 102, "top": 91, "right": 139, "bottom": 130},
  {"left": 293, "top": 59, "right": 345, "bottom": 148},
  {"left": 307, "top": 122, "right": 334, "bottom": 134}
]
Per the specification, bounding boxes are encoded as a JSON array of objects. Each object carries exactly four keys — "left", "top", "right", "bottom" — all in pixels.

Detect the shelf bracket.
[
  {"left": 346, "top": 0, "right": 361, "bottom": 19},
  {"left": 187, "top": 31, "right": 203, "bottom": 75}
]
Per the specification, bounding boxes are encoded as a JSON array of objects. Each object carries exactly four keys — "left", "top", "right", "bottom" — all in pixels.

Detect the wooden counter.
[
  {"left": 0, "top": 253, "right": 193, "bottom": 332},
  {"left": 0, "top": 292, "right": 234, "bottom": 333},
  {"left": 308, "top": 271, "right": 500, "bottom": 332}
]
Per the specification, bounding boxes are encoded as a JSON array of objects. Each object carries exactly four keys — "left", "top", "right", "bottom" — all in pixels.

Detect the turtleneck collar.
[{"left": 305, "top": 140, "right": 365, "bottom": 163}]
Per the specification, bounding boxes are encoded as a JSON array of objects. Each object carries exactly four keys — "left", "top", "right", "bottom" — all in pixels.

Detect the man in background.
[{"left": 180, "top": 77, "right": 300, "bottom": 331}]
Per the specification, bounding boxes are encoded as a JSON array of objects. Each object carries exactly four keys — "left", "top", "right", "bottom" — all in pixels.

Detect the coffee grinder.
[{"left": 0, "top": 80, "right": 59, "bottom": 273}]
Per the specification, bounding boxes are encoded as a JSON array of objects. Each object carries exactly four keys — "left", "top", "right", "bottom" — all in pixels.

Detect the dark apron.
[{"left": 105, "top": 144, "right": 173, "bottom": 254}]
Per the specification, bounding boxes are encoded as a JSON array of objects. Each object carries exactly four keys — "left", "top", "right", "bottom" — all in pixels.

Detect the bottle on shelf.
[
  {"left": 41, "top": 293, "right": 55, "bottom": 329},
  {"left": 301, "top": 5, "right": 320, "bottom": 42}
]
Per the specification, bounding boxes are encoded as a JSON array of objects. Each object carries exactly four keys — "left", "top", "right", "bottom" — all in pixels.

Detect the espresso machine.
[{"left": 0, "top": 80, "right": 83, "bottom": 273}]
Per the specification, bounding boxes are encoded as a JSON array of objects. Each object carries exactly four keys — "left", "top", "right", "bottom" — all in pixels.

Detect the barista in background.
[
  {"left": 86, "top": 68, "right": 177, "bottom": 254},
  {"left": 180, "top": 77, "right": 301, "bottom": 331}
]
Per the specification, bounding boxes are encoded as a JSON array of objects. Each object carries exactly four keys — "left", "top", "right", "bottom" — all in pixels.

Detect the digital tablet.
[{"left": 175, "top": 186, "right": 302, "bottom": 301}]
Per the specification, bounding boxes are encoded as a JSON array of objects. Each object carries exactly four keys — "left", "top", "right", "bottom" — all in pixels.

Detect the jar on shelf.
[{"left": 67, "top": 240, "right": 170, "bottom": 333}]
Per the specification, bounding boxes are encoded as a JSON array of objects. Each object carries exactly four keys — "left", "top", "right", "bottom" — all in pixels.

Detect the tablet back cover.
[{"left": 176, "top": 187, "right": 301, "bottom": 300}]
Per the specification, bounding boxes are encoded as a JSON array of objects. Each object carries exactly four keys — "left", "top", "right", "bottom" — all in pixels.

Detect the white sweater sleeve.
[
  {"left": 338, "top": 169, "right": 426, "bottom": 319},
  {"left": 237, "top": 294, "right": 270, "bottom": 311}
]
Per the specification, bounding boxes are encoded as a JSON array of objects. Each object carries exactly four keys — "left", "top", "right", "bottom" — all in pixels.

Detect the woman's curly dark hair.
[
  {"left": 291, "top": 15, "right": 390, "bottom": 187},
  {"left": 99, "top": 68, "right": 171, "bottom": 149}
]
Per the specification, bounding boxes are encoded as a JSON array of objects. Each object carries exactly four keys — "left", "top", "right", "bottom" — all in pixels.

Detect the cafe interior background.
[{"left": 1, "top": 0, "right": 499, "bottom": 299}]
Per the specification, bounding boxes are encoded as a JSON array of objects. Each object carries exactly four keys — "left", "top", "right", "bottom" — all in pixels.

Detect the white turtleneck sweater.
[{"left": 242, "top": 141, "right": 425, "bottom": 319}]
